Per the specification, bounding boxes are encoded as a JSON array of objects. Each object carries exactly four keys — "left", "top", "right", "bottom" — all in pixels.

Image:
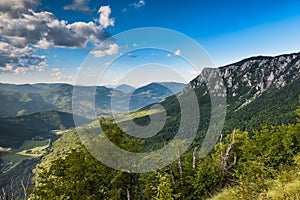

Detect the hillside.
[
  {"left": 0, "top": 110, "right": 91, "bottom": 148},
  {"left": 114, "top": 84, "right": 136, "bottom": 94},
  {"left": 0, "top": 82, "right": 186, "bottom": 118},
  {"left": 128, "top": 82, "right": 185, "bottom": 110},
  {"left": 0, "top": 110, "right": 90, "bottom": 198},
  {"left": 26, "top": 52, "right": 300, "bottom": 200},
  {"left": 132, "top": 52, "right": 300, "bottom": 150}
]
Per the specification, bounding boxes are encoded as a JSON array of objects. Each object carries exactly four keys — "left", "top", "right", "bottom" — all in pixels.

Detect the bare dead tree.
[
  {"left": 10, "top": 178, "right": 14, "bottom": 200},
  {"left": 220, "top": 129, "right": 237, "bottom": 173},
  {"left": 126, "top": 188, "right": 131, "bottom": 200},
  {"left": 21, "top": 173, "right": 31, "bottom": 200},
  {"left": 177, "top": 148, "right": 183, "bottom": 176},
  {"left": 20, "top": 180, "right": 26, "bottom": 200},
  {"left": 193, "top": 146, "right": 198, "bottom": 171},
  {"left": 1, "top": 187, "right": 8, "bottom": 200}
]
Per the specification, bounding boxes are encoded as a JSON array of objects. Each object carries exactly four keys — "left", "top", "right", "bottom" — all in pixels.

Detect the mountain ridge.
[{"left": 0, "top": 82, "right": 186, "bottom": 118}]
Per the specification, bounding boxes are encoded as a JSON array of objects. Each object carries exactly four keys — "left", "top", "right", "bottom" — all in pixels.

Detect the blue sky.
[{"left": 0, "top": 0, "right": 300, "bottom": 85}]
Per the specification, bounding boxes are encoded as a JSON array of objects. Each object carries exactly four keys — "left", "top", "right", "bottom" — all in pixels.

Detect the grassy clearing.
[
  {"left": 1, "top": 139, "right": 49, "bottom": 163},
  {"left": 18, "top": 139, "right": 49, "bottom": 151},
  {"left": 210, "top": 174, "right": 300, "bottom": 200},
  {"left": 266, "top": 178, "right": 300, "bottom": 199},
  {"left": 17, "top": 144, "right": 49, "bottom": 157},
  {"left": 115, "top": 109, "right": 162, "bottom": 123}
]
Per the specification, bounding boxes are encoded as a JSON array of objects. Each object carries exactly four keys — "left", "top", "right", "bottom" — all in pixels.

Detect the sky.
[{"left": 0, "top": 0, "right": 300, "bottom": 86}]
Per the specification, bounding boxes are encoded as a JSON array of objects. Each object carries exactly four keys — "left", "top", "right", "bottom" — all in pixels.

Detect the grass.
[
  {"left": 1, "top": 139, "right": 49, "bottom": 163},
  {"left": 266, "top": 178, "right": 300, "bottom": 199},
  {"left": 18, "top": 139, "right": 49, "bottom": 151},
  {"left": 114, "top": 109, "right": 162, "bottom": 123},
  {"left": 209, "top": 173, "right": 300, "bottom": 200},
  {"left": 17, "top": 144, "right": 49, "bottom": 157}
]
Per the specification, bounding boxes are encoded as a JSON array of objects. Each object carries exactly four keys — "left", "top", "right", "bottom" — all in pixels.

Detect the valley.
[{"left": 0, "top": 52, "right": 299, "bottom": 199}]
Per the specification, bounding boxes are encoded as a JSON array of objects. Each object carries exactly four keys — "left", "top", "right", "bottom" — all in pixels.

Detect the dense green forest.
[{"left": 28, "top": 98, "right": 300, "bottom": 199}]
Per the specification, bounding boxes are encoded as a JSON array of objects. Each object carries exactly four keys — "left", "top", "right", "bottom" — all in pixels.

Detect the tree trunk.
[
  {"left": 220, "top": 129, "right": 237, "bottom": 173},
  {"left": 169, "top": 163, "right": 176, "bottom": 190},
  {"left": 127, "top": 188, "right": 131, "bottom": 200},
  {"left": 177, "top": 148, "right": 182, "bottom": 176},
  {"left": 193, "top": 147, "right": 198, "bottom": 171}
]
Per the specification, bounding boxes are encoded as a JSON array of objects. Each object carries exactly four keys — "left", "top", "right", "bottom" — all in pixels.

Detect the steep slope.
[
  {"left": 25, "top": 52, "right": 300, "bottom": 200},
  {"left": 0, "top": 110, "right": 91, "bottom": 148},
  {"left": 186, "top": 52, "right": 300, "bottom": 131},
  {"left": 0, "top": 91, "right": 55, "bottom": 116},
  {"left": 133, "top": 52, "right": 300, "bottom": 149}
]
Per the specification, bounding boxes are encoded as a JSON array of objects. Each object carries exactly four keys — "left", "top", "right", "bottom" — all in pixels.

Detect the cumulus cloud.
[
  {"left": 174, "top": 49, "right": 181, "bottom": 56},
  {"left": 0, "top": 0, "right": 40, "bottom": 17},
  {"left": 0, "top": 0, "right": 115, "bottom": 73},
  {"left": 50, "top": 68, "right": 74, "bottom": 82},
  {"left": 91, "top": 41, "right": 119, "bottom": 58},
  {"left": 0, "top": 9, "right": 110, "bottom": 49},
  {"left": 98, "top": 6, "right": 115, "bottom": 28},
  {"left": 50, "top": 68, "right": 62, "bottom": 81},
  {"left": 0, "top": 37, "right": 46, "bottom": 74},
  {"left": 63, "top": 0, "right": 92, "bottom": 14}
]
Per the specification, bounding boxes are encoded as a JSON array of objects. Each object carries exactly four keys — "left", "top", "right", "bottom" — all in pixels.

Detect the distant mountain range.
[
  {"left": 114, "top": 84, "right": 136, "bottom": 94},
  {"left": 1, "top": 52, "right": 299, "bottom": 197},
  {"left": 0, "top": 82, "right": 186, "bottom": 118}
]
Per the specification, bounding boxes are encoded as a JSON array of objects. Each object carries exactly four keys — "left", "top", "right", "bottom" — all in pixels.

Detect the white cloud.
[
  {"left": 127, "top": 52, "right": 137, "bottom": 58},
  {"left": 133, "top": 0, "right": 146, "bottom": 9},
  {"left": 167, "top": 50, "right": 181, "bottom": 57},
  {"left": 91, "top": 43, "right": 120, "bottom": 58},
  {"left": 174, "top": 49, "right": 181, "bottom": 56},
  {"left": 50, "top": 68, "right": 62, "bottom": 81},
  {"left": 122, "top": 0, "right": 146, "bottom": 13},
  {"left": 0, "top": 39, "right": 47, "bottom": 74},
  {"left": 0, "top": 0, "right": 40, "bottom": 15},
  {"left": 52, "top": 68, "right": 61, "bottom": 73},
  {"left": 50, "top": 68, "right": 74, "bottom": 82},
  {"left": 63, "top": 0, "right": 92, "bottom": 14},
  {"left": 0, "top": 63, "right": 46, "bottom": 74},
  {"left": 0, "top": 0, "right": 116, "bottom": 73},
  {"left": 98, "top": 6, "right": 115, "bottom": 28}
]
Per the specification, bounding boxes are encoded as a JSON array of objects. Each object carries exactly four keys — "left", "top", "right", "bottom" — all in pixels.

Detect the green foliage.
[
  {"left": 30, "top": 148, "right": 124, "bottom": 200},
  {"left": 152, "top": 172, "right": 176, "bottom": 200},
  {"left": 210, "top": 99, "right": 300, "bottom": 199},
  {"left": 29, "top": 95, "right": 300, "bottom": 200},
  {"left": 30, "top": 121, "right": 145, "bottom": 200},
  {"left": 192, "top": 157, "right": 223, "bottom": 198}
]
